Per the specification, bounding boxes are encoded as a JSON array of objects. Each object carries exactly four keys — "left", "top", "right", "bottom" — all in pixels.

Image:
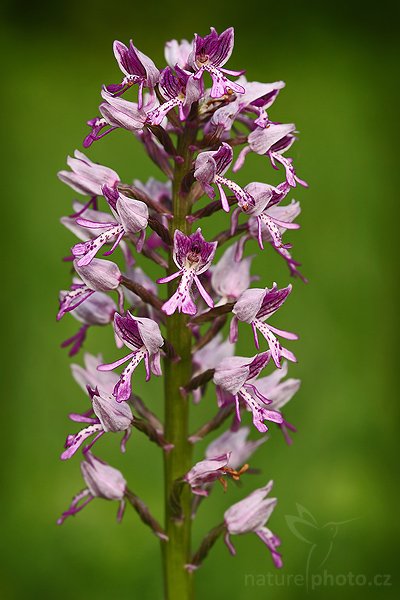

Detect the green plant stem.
[{"left": 162, "top": 120, "right": 197, "bottom": 600}]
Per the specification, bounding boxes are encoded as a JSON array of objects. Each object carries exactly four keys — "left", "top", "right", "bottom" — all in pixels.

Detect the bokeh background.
[{"left": 1, "top": 0, "right": 399, "bottom": 598}]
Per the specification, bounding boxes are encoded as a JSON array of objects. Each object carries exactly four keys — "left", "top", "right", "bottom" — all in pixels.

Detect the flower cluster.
[{"left": 57, "top": 27, "right": 306, "bottom": 584}]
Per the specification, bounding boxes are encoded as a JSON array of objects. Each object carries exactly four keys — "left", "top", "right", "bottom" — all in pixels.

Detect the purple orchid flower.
[
  {"left": 207, "top": 78, "right": 285, "bottom": 137},
  {"left": 194, "top": 143, "right": 253, "bottom": 212},
  {"left": 213, "top": 352, "right": 283, "bottom": 433},
  {"left": 191, "top": 333, "right": 235, "bottom": 403},
  {"left": 133, "top": 177, "right": 172, "bottom": 210},
  {"left": 107, "top": 40, "right": 160, "bottom": 108},
  {"left": 57, "top": 259, "right": 122, "bottom": 321},
  {"left": 60, "top": 287, "right": 118, "bottom": 356},
  {"left": 231, "top": 285, "right": 298, "bottom": 368},
  {"left": 184, "top": 454, "right": 231, "bottom": 496},
  {"left": 224, "top": 480, "right": 282, "bottom": 568},
  {"left": 164, "top": 39, "right": 193, "bottom": 69},
  {"left": 84, "top": 89, "right": 148, "bottom": 148},
  {"left": 61, "top": 386, "right": 133, "bottom": 460},
  {"left": 241, "top": 80, "right": 286, "bottom": 129},
  {"left": 71, "top": 185, "right": 148, "bottom": 267},
  {"left": 211, "top": 242, "right": 254, "bottom": 303},
  {"left": 71, "top": 352, "right": 119, "bottom": 397},
  {"left": 231, "top": 181, "right": 300, "bottom": 250},
  {"left": 58, "top": 150, "right": 120, "bottom": 197},
  {"left": 188, "top": 27, "right": 245, "bottom": 98},
  {"left": 206, "top": 426, "right": 267, "bottom": 470},
  {"left": 61, "top": 201, "right": 118, "bottom": 241},
  {"left": 123, "top": 265, "right": 158, "bottom": 318},
  {"left": 147, "top": 66, "right": 202, "bottom": 125},
  {"left": 98, "top": 312, "right": 163, "bottom": 402},
  {"left": 57, "top": 452, "right": 127, "bottom": 524},
  {"left": 157, "top": 228, "right": 217, "bottom": 316},
  {"left": 255, "top": 361, "right": 301, "bottom": 444},
  {"left": 234, "top": 122, "right": 307, "bottom": 188},
  {"left": 233, "top": 196, "right": 305, "bottom": 281},
  {"left": 247, "top": 197, "right": 301, "bottom": 249}
]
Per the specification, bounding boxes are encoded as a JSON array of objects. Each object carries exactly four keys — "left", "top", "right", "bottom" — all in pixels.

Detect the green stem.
[{"left": 162, "top": 119, "right": 197, "bottom": 600}]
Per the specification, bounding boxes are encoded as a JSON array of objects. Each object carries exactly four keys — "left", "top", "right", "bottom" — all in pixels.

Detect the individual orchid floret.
[
  {"left": 193, "top": 333, "right": 234, "bottom": 375},
  {"left": 188, "top": 27, "right": 245, "bottom": 98},
  {"left": 191, "top": 334, "right": 235, "bottom": 403},
  {"left": 135, "top": 129, "right": 174, "bottom": 178},
  {"left": 71, "top": 353, "right": 119, "bottom": 397},
  {"left": 232, "top": 181, "right": 300, "bottom": 250},
  {"left": 61, "top": 201, "right": 118, "bottom": 240},
  {"left": 84, "top": 90, "right": 148, "bottom": 148},
  {"left": 256, "top": 361, "right": 301, "bottom": 444},
  {"left": 123, "top": 265, "right": 158, "bottom": 317},
  {"left": 100, "top": 88, "right": 148, "bottom": 131},
  {"left": 194, "top": 143, "right": 253, "bottom": 212},
  {"left": 184, "top": 454, "right": 230, "bottom": 496},
  {"left": 74, "top": 258, "right": 122, "bottom": 293},
  {"left": 107, "top": 40, "right": 160, "bottom": 108},
  {"left": 211, "top": 242, "right": 253, "bottom": 303},
  {"left": 158, "top": 228, "right": 217, "bottom": 316},
  {"left": 71, "top": 185, "right": 148, "bottom": 267},
  {"left": 98, "top": 313, "right": 163, "bottom": 402},
  {"left": 57, "top": 453, "right": 127, "bottom": 525},
  {"left": 207, "top": 78, "right": 285, "bottom": 137},
  {"left": 60, "top": 289, "right": 117, "bottom": 356},
  {"left": 231, "top": 284, "right": 298, "bottom": 368},
  {"left": 242, "top": 80, "right": 286, "bottom": 128},
  {"left": 234, "top": 122, "right": 307, "bottom": 188},
  {"left": 147, "top": 66, "right": 202, "bottom": 125},
  {"left": 224, "top": 480, "right": 282, "bottom": 568},
  {"left": 61, "top": 387, "right": 133, "bottom": 460},
  {"left": 206, "top": 426, "right": 267, "bottom": 470},
  {"left": 58, "top": 151, "right": 120, "bottom": 197},
  {"left": 213, "top": 352, "right": 283, "bottom": 432},
  {"left": 57, "top": 260, "right": 122, "bottom": 321},
  {"left": 184, "top": 453, "right": 249, "bottom": 496},
  {"left": 133, "top": 177, "right": 172, "bottom": 210},
  {"left": 164, "top": 39, "right": 193, "bottom": 69}
]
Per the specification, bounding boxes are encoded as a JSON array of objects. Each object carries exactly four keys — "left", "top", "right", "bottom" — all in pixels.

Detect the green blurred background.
[{"left": 1, "top": 0, "right": 398, "bottom": 598}]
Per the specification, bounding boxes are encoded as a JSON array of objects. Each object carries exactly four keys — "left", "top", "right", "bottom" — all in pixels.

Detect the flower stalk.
[{"left": 162, "top": 119, "right": 198, "bottom": 600}]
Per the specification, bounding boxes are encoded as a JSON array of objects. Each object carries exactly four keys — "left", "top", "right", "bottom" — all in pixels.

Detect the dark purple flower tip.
[
  {"left": 102, "top": 184, "right": 119, "bottom": 210},
  {"left": 174, "top": 228, "right": 217, "bottom": 272},
  {"left": 193, "top": 27, "right": 235, "bottom": 68},
  {"left": 257, "top": 284, "right": 292, "bottom": 320},
  {"left": 114, "top": 312, "right": 142, "bottom": 349}
]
